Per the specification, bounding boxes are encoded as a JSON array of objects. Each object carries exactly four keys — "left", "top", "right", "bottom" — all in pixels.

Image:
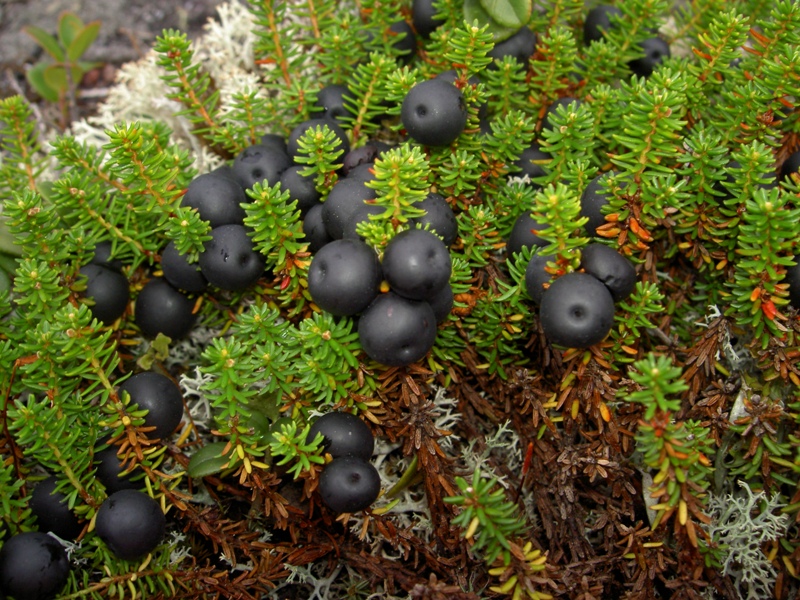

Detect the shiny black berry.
[
  {"left": 79, "top": 264, "right": 130, "bottom": 325},
  {"left": 134, "top": 278, "right": 197, "bottom": 340},
  {"left": 629, "top": 37, "right": 671, "bottom": 77},
  {"left": 118, "top": 371, "right": 184, "bottom": 440},
  {"left": 307, "top": 238, "right": 382, "bottom": 316},
  {"left": 342, "top": 201, "right": 384, "bottom": 240},
  {"left": 786, "top": 256, "right": 800, "bottom": 308},
  {"left": 29, "top": 476, "right": 83, "bottom": 541},
  {"left": 580, "top": 243, "right": 637, "bottom": 303},
  {"left": 314, "top": 84, "right": 355, "bottom": 123},
  {"left": 321, "top": 178, "right": 377, "bottom": 240},
  {"left": 94, "top": 445, "right": 141, "bottom": 493},
  {"left": 583, "top": 5, "right": 621, "bottom": 44},
  {"left": 487, "top": 26, "right": 537, "bottom": 66},
  {"left": 358, "top": 292, "right": 437, "bottom": 366},
  {"left": 307, "top": 412, "right": 374, "bottom": 460},
  {"left": 539, "top": 272, "right": 615, "bottom": 348},
  {"left": 232, "top": 144, "right": 292, "bottom": 191},
  {"left": 580, "top": 172, "right": 615, "bottom": 236},
  {"left": 409, "top": 192, "right": 458, "bottom": 247},
  {"left": 507, "top": 213, "right": 548, "bottom": 256},
  {"left": 401, "top": 79, "right": 467, "bottom": 147},
  {"left": 302, "top": 203, "right": 332, "bottom": 253},
  {"left": 524, "top": 252, "right": 554, "bottom": 305},
  {"left": 160, "top": 241, "right": 208, "bottom": 293},
  {"left": 412, "top": 0, "right": 445, "bottom": 38},
  {"left": 0, "top": 532, "right": 69, "bottom": 600},
  {"left": 342, "top": 145, "right": 379, "bottom": 177},
  {"left": 318, "top": 456, "right": 381, "bottom": 513},
  {"left": 181, "top": 172, "right": 247, "bottom": 228},
  {"left": 427, "top": 282, "right": 454, "bottom": 323},
  {"left": 279, "top": 165, "right": 321, "bottom": 215},
  {"left": 382, "top": 229, "right": 451, "bottom": 301},
  {"left": 95, "top": 490, "right": 166, "bottom": 561},
  {"left": 199, "top": 224, "right": 266, "bottom": 291}
]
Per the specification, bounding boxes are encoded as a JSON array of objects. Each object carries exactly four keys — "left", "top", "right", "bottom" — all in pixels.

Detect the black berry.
[
  {"left": 318, "top": 456, "right": 381, "bottom": 513},
  {"left": 307, "top": 412, "right": 374, "bottom": 460},
  {"left": 118, "top": 371, "right": 184, "bottom": 440},
  {"left": 401, "top": 78, "right": 467, "bottom": 147},
  {"left": 512, "top": 143, "right": 550, "bottom": 180},
  {"left": 381, "top": 229, "right": 451, "bottom": 301},
  {"left": 279, "top": 165, "right": 321, "bottom": 215},
  {"left": 487, "top": 26, "right": 537, "bottom": 66},
  {"left": 358, "top": 292, "right": 437, "bottom": 366},
  {"left": 786, "top": 256, "right": 800, "bottom": 308},
  {"left": 314, "top": 84, "right": 354, "bottom": 123},
  {"left": 29, "top": 476, "right": 83, "bottom": 541},
  {"left": 524, "top": 252, "right": 554, "bottom": 305},
  {"left": 134, "top": 278, "right": 197, "bottom": 340},
  {"left": 409, "top": 192, "right": 458, "bottom": 247},
  {"left": 412, "top": 0, "right": 445, "bottom": 38},
  {"left": 580, "top": 243, "right": 637, "bottom": 303},
  {"left": 232, "top": 144, "right": 292, "bottom": 191},
  {"left": 94, "top": 445, "right": 141, "bottom": 493},
  {"left": 584, "top": 5, "right": 621, "bottom": 44},
  {"left": 79, "top": 264, "right": 130, "bottom": 325},
  {"left": 95, "top": 490, "right": 166, "bottom": 561},
  {"left": 307, "top": 238, "right": 382, "bottom": 316},
  {"left": 160, "top": 241, "right": 208, "bottom": 293},
  {"left": 539, "top": 272, "right": 615, "bottom": 348},
  {"left": 302, "top": 203, "right": 332, "bottom": 253},
  {"left": 507, "top": 212, "right": 548, "bottom": 256},
  {"left": 580, "top": 172, "right": 615, "bottom": 236},
  {"left": 629, "top": 37, "right": 671, "bottom": 77},
  {"left": 321, "top": 178, "right": 377, "bottom": 240},
  {"left": 89, "top": 241, "right": 124, "bottom": 271},
  {"left": 181, "top": 172, "right": 247, "bottom": 228},
  {"left": 779, "top": 150, "right": 800, "bottom": 183},
  {"left": 199, "top": 224, "right": 266, "bottom": 291},
  {"left": 0, "top": 532, "right": 69, "bottom": 600}
]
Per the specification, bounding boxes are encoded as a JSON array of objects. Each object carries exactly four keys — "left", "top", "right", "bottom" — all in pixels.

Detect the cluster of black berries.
[
  {"left": 0, "top": 372, "right": 183, "bottom": 599},
  {"left": 307, "top": 412, "right": 381, "bottom": 513},
  {"left": 309, "top": 222, "right": 455, "bottom": 367}
]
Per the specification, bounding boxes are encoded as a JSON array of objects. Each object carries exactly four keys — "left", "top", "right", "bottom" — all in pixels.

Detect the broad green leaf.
[
  {"left": 479, "top": 0, "right": 531, "bottom": 29},
  {"left": 67, "top": 21, "right": 101, "bottom": 63},
  {"left": 463, "top": 0, "right": 520, "bottom": 42},
  {"left": 23, "top": 26, "right": 65, "bottom": 62},
  {"left": 187, "top": 442, "right": 230, "bottom": 477},
  {"left": 42, "top": 65, "right": 69, "bottom": 94},
  {"left": 25, "top": 63, "right": 60, "bottom": 102},
  {"left": 58, "top": 12, "right": 84, "bottom": 48}
]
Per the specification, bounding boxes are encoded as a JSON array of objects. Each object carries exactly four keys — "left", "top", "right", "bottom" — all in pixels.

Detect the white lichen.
[{"left": 706, "top": 480, "right": 789, "bottom": 600}]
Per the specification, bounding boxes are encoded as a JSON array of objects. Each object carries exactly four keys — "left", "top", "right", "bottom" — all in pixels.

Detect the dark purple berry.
[
  {"left": 580, "top": 172, "right": 616, "bottom": 236},
  {"left": 512, "top": 143, "right": 550, "bottom": 180},
  {"left": 524, "top": 252, "right": 554, "bottom": 305},
  {"left": 580, "top": 243, "right": 637, "bottom": 303},
  {"left": 118, "top": 372, "right": 184, "bottom": 440},
  {"left": 779, "top": 150, "right": 800, "bottom": 183},
  {"left": 539, "top": 272, "right": 615, "bottom": 348},
  {"left": 786, "top": 256, "right": 800, "bottom": 308},
  {"left": 342, "top": 201, "right": 384, "bottom": 240},
  {"left": 79, "top": 264, "right": 130, "bottom": 325},
  {"left": 584, "top": 5, "right": 621, "bottom": 44},
  {"left": 401, "top": 79, "right": 467, "bottom": 147},
  {"left": 0, "top": 532, "right": 69, "bottom": 600},
  {"left": 314, "top": 84, "right": 355, "bottom": 123},
  {"left": 307, "top": 412, "right": 374, "bottom": 460},
  {"left": 629, "top": 37, "right": 671, "bottom": 77},
  {"left": 358, "top": 292, "right": 437, "bottom": 366},
  {"left": 321, "top": 178, "right": 377, "bottom": 240},
  {"left": 507, "top": 213, "right": 548, "bottom": 256},
  {"left": 30, "top": 476, "right": 83, "bottom": 541},
  {"left": 410, "top": 192, "right": 458, "bottom": 247},
  {"left": 199, "top": 224, "right": 266, "bottom": 291},
  {"left": 412, "top": 0, "right": 445, "bottom": 38},
  {"left": 343, "top": 145, "right": 379, "bottom": 176},
  {"left": 181, "top": 172, "right": 247, "bottom": 228},
  {"left": 427, "top": 282, "right": 454, "bottom": 323},
  {"left": 259, "top": 133, "right": 288, "bottom": 155},
  {"left": 303, "top": 203, "right": 332, "bottom": 253},
  {"left": 95, "top": 490, "right": 165, "bottom": 561},
  {"left": 232, "top": 144, "right": 292, "bottom": 191},
  {"left": 382, "top": 229, "right": 451, "bottom": 301},
  {"left": 318, "top": 456, "right": 381, "bottom": 513},
  {"left": 308, "top": 239, "right": 382, "bottom": 316},
  {"left": 134, "top": 278, "right": 197, "bottom": 340},
  {"left": 279, "top": 165, "right": 321, "bottom": 215},
  {"left": 89, "top": 241, "right": 124, "bottom": 271},
  {"left": 94, "top": 445, "right": 141, "bottom": 493},
  {"left": 487, "top": 26, "right": 537, "bottom": 67},
  {"left": 161, "top": 241, "right": 208, "bottom": 293}
]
